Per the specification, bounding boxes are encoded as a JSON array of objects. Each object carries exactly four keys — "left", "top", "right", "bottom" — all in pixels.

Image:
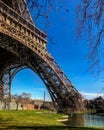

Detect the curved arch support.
[{"left": 0, "top": 33, "right": 84, "bottom": 113}]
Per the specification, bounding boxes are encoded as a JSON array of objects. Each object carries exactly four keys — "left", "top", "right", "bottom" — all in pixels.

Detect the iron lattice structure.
[{"left": 0, "top": 0, "right": 83, "bottom": 113}]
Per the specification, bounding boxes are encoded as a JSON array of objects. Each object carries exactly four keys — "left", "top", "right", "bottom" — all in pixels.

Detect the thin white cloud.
[
  {"left": 80, "top": 91, "right": 104, "bottom": 99},
  {"left": 39, "top": 88, "right": 45, "bottom": 91}
]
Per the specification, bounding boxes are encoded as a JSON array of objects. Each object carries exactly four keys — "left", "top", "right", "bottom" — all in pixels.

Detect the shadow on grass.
[{"left": 0, "top": 126, "right": 104, "bottom": 130}]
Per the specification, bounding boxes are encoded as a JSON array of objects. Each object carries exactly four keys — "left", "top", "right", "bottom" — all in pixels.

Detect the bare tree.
[
  {"left": 12, "top": 94, "right": 23, "bottom": 110},
  {"left": 27, "top": 0, "right": 69, "bottom": 45},
  {"left": 27, "top": 0, "right": 104, "bottom": 76},
  {"left": 77, "top": 0, "right": 104, "bottom": 75},
  {"left": 12, "top": 92, "right": 31, "bottom": 110},
  {"left": 21, "top": 92, "right": 31, "bottom": 105}
]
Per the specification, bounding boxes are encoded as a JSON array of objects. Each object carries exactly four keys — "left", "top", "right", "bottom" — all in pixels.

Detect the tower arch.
[{"left": 0, "top": 0, "right": 84, "bottom": 113}]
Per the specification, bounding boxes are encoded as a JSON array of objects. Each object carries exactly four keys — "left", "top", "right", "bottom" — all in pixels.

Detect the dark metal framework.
[{"left": 0, "top": 0, "right": 83, "bottom": 113}]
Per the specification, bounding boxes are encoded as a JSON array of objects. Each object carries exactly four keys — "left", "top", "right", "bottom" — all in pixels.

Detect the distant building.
[
  {"left": 23, "top": 103, "right": 34, "bottom": 110},
  {"left": 34, "top": 99, "right": 43, "bottom": 110},
  {"left": 34, "top": 99, "right": 55, "bottom": 111},
  {"left": 0, "top": 98, "right": 55, "bottom": 111}
]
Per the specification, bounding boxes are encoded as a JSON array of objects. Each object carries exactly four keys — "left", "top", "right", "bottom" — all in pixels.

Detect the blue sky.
[{"left": 12, "top": 1, "right": 104, "bottom": 100}]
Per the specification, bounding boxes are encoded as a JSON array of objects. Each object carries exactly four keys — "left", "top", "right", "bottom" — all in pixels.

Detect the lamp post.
[{"left": 44, "top": 91, "right": 45, "bottom": 103}]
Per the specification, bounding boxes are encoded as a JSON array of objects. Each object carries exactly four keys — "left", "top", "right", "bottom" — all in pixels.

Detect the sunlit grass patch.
[
  {"left": 0, "top": 110, "right": 104, "bottom": 130},
  {"left": 0, "top": 110, "right": 65, "bottom": 127}
]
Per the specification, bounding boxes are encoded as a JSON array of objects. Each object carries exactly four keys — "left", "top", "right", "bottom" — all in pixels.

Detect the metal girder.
[
  {"left": 0, "top": 0, "right": 84, "bottom": 113},
  {"left": 1, "top": 0, "right": 34, "bottom": 24}
]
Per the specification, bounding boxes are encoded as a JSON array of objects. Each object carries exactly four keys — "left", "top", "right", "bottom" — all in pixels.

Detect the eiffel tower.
[{"left": 0, "top": 0, "right": 83, "bottom": 113}]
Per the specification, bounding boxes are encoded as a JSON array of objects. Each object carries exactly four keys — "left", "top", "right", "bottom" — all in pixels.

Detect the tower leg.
[
  {"left": 0, "top": 67, "right": 11, "bottom": 102},
  {"left": 0, "top": 82, "right": 4, "bottom": 100}
]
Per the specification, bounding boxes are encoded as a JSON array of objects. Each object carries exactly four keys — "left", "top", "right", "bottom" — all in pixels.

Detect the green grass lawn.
[{"left": 0, "top": 110, "right": 104, "bottom": 130}]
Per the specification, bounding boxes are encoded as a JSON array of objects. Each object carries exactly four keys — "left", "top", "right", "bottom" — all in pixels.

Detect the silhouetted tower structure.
[{"left": 0, "top": 0, "right": 83, "bottom": 113}]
